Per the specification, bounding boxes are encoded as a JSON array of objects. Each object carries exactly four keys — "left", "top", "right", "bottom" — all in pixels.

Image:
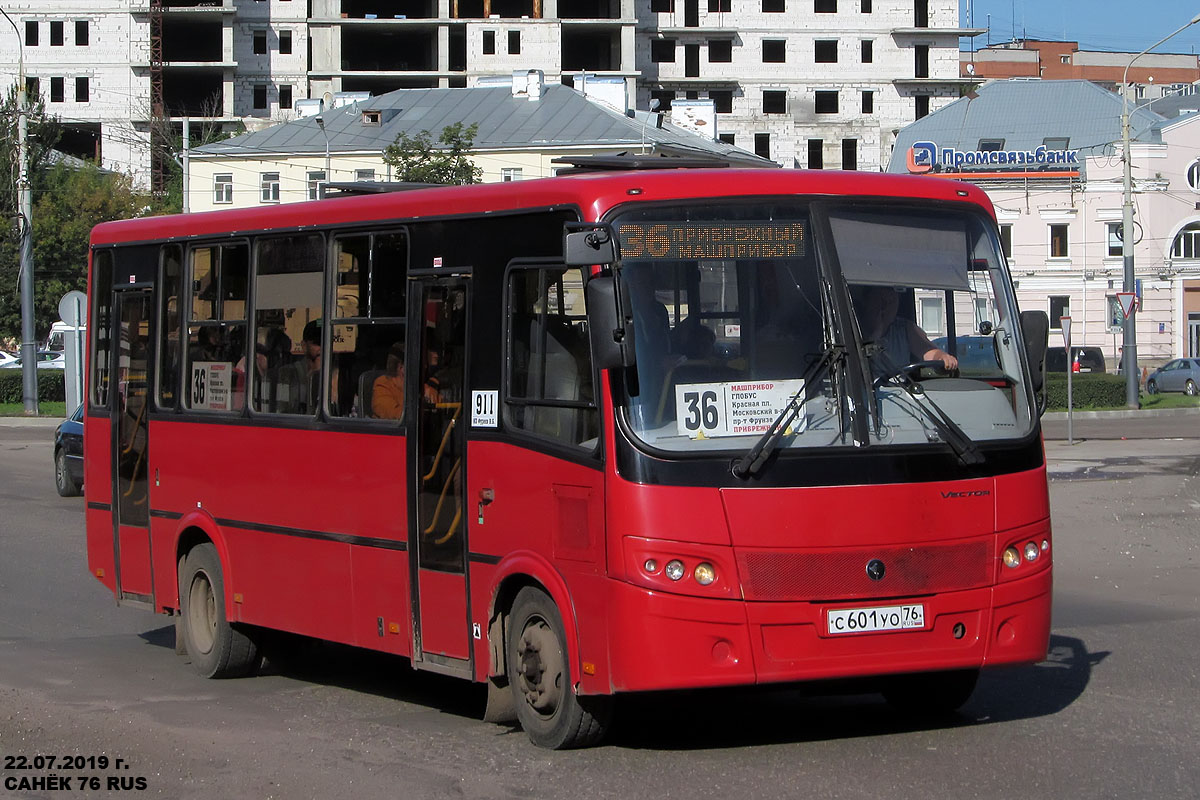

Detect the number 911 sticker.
[{"left": 675, "top": 379, "right": 805, "bottom": 439}]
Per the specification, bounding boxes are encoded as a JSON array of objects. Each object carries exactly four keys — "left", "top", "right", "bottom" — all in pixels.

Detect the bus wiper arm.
[
  {"left": 732, "top": 345, "right": 844, "bottom": 479},
  {"left": 874, "top": 352, "right": 983, "bottom": 466}
]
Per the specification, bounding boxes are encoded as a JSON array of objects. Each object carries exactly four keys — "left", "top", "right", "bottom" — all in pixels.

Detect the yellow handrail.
[
  {"left": 420, "top": 401, "right": 461, "bottom": 482},
  {"left": 422, "top": 457, "right": 461, "bottom": 536}
]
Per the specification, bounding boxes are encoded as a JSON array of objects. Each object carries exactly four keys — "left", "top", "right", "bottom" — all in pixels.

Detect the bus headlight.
[
  {"left": 1023, "top": 542, "right": 1040, "bottom": 562},
  {"left": 1002, "top": 547, "right": 1022, "bottom": 569},
  {"left": 693, "top": 562, "right": 716, "bottom": 585},
  {"left": 664, "top": 560, "right": 685, "bottom": 581}
]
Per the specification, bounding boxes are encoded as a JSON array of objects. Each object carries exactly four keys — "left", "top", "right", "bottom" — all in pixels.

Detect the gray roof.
[
  {"left": 195, "top": 84, "right": 769, "bottom": 166},
  {"left": 1142, "top": 90, "right": 1200, "bottom": 120},
  {"left": 887, "top": 80, "right": 1166, "bottom": 176}
]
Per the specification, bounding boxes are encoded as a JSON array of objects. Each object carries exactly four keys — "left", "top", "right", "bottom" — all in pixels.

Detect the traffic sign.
[
  {"left": 1060, "top": 315, "right": 1071, "bottom": 349},
  {"left": 1116, "top": 292, "right": 1137, "bottom": 319}
]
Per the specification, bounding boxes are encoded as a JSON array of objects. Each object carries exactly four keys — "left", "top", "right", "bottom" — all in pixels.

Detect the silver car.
[{"left": 1146, "top": 358, "right": 1200, "bottom": 396}]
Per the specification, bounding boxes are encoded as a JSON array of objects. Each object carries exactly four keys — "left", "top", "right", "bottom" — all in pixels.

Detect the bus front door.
[
  {"left": 112, "top": 288, "right": 154, "bottom": 604},
  {"left": 410, "top": 278, "right": 472, "bottom": 676}
]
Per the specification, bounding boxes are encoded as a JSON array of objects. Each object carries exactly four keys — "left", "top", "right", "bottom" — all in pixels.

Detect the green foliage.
[
  {"left": 0, "top": 86, "right": 61, "bottom": 216},
  {"left": 381, "top": 122, "right": 482, "bottom": 185},
  {"left": 1044, "top": 372, "right": 1126, "bottom": 409},
  {"left": 0, "top": 369, "right": 65, "bottom": 403}
]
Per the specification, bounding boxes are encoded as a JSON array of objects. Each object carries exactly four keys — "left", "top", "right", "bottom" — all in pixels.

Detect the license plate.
[{"left": 827, "top": 603, "right": 925, "bottom": 635}]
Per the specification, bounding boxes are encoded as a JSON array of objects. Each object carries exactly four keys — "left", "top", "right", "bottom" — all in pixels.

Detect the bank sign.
[{"left": 906, "top": 140, "right": 1080, "bottom": 173}]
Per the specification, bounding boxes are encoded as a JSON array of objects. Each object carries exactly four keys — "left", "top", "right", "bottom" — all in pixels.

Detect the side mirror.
[
  {"left": 565, "top": 226, "right": 617, "bottom": 267},
  {"left": 586, "top": 274, "right": 637, "bottom": 370},
  {"left": 1020, "top": 309, "right": 1049, "bottom": 395}
]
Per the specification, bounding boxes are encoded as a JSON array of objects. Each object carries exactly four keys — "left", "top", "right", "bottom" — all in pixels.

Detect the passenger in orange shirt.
[{"left": 371, "top": 342, "right": 406, "bottom": 420}]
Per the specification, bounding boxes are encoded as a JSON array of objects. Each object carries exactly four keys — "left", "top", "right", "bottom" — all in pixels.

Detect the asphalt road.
[{"left": 0, "top": 422, "right": 1197, "bottom": 799}]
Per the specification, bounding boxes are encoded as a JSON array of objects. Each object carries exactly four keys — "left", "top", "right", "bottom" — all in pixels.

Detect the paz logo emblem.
[{"left": 865, "top": 559, "right": 886, "bottom": 581}]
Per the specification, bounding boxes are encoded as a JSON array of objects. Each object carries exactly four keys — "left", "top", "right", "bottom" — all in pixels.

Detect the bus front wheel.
[
  {"left": 179, "top": 543, "right": 260, "bottom": 679},
  {"left": 507, "top": 587, "right": 612, "bottom": 749},
  {"left": 882, "top": 668, "right": 979, "bottom": 716}
]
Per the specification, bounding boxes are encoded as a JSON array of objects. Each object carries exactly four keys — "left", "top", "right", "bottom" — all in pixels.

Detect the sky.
[{"left": 959, "top": 1, "right": 1200, "bottom": 54}]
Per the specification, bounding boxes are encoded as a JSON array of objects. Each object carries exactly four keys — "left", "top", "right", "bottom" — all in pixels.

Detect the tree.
[{"left": 382, "top": 122, "right": 482, "bottom": 185}]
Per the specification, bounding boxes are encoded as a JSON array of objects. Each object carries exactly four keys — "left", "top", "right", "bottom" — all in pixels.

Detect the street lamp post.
[
  {"left": 315, "top": 116, "right": 331, "bottom": 198},
  {"left": 0, "top": 8, "right": 37, "bottom": 415},
  {"left": 1121, "top": 12, "right": 1200, "bottom": 409}
]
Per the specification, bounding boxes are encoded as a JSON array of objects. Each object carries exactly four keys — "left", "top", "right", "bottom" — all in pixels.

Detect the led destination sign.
[{"left": 619, "top": 221, "right": 806, "bottom": 260}]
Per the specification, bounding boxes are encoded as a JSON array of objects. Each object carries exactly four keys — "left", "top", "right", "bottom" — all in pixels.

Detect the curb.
[
  {"left": 0, "top": 416, "right": 64, "bottom": 428},
  {"left": 1043, "top": 406, "right": 1200, "bottom": 421}
]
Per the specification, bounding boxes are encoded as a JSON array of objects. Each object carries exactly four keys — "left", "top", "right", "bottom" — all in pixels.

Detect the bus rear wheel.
[
  {"left": 507, "top": 587, "right": 612, "bottom": 749},
  {"left": 179, "top": 543, "right": 260, "bottom": 679},
  {"left": 882, "top": 668, "right": 979, "bottom": 716}
]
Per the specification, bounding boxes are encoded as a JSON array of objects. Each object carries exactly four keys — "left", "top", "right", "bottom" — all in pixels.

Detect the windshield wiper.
[
  {"left": 732, "top": 345, "right": 844, "bottom": 479},
  {"left": 872, "top": 351, "right": 984, "bottom": 466}
]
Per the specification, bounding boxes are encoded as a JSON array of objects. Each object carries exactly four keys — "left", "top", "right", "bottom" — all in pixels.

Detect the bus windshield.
[{"left": 612, "top": 200, "right": 1036, "bottom": 455}]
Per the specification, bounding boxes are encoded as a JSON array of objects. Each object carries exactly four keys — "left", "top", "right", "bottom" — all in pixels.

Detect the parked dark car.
[
  {"left": 1146, "top": 358, "right": 1200, "bottom": 396},
  {"left": 54, "top": 405, "right": 84, "bottom": 497},
  {"left": 1044, "top": 346, "right": 1106, "bottom": 373}
]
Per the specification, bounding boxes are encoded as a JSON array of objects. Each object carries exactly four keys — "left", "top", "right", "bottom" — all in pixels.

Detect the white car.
[
  {"left": 0, "top": 351, "right": 17, "bottom": 368},
  {"left": 0, "top": 351, "right": 65, "bottom": 369}
]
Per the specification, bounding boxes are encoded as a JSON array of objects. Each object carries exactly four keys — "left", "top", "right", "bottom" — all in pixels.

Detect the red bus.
[{"left": 85, "top": 166, "right": 1053, "bottom": 749}]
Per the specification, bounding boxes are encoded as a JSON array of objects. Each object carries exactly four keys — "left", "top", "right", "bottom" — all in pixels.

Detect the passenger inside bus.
[
  {"left": 370, "top": 342, "right": 406, "bottom": 420},
  {"left": 856, "top": 285, "right": 958, "bottom": 374}
]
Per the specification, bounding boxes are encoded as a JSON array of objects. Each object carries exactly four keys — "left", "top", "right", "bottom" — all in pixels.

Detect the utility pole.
[
  {"left": 182, "top": 117, "right": 191, "bottom": 213},
  {"left": 1, "top": 8, "right": 37, "bottom": 414}
]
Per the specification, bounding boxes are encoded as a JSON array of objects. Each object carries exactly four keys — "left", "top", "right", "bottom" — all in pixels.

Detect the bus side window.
[
  {"left": 252, "top": 234, "right": 325, "bottom": 415},
  {"left": 505, "top": 265, "right": 597, "bottom": 448},
  {"left": 157, "top": 244, "right": 183, "bottom": 409},
  {"left": 91, "top": 249, "right": 114, "bottom": 409},
  {"left": 184, "top": 243, "right": 249, "bottom": 413}
]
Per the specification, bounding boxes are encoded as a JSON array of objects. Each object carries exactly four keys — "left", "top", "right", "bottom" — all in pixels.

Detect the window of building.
[
  {"left": 709, "top": 90, "right": 733, "bottom": 113},
  {"left": 501, "top": 167, "right": 523, "bottom": 181},
  {"left": 999, "top": 224, "right": 1012, "bottom": 259},
  {"left": 26, "top": 77, "right": 39, "bottom": 99},
  {"left": 1049, "top": 296, "right": 1070, "bottom": 330},
  {"left": 280, "top": 85, "right": 292, "bottom": 109},
  {"left": 483, "top": 30, "right": 496, "bottom": 54},
  {"left": 75, "top": 77, "right": 88, "bottom": 103},
  {"left": 1171, "top": 223, "right": 1200, "bottom": 259},
  {"left": 815, "top": 90, "right": 838, "bottom": 114},
  {"left": 1043, "top": 136, "right": 1070, "bottom": 150},
  {"left": 50, "top": 20, "right": 63, "bottom": 46},
  {"left": 860, "top": 0, "right": 871, "bottom": 10},
  {"left": 814, "top": 40, "right": 837, "bottom": 63},
  {"left": 650, "top": 90, "right": 675, "bottom": 111},
  {"left": 260, "top": 172, "right": 280, "bottom": 203},
  {"left": 1188, "top": 159, "right": 1200, "bottom": 191},
  {"left": 755, "top": 133, "right": 771, "bottom": 159},
  {"left": 213, "top": 174, "right": 234, "bottom": 204},
  {"left": 280, "top": 30, "right": 293, "bottom": 54},
  {"left": 1107, "top": 222, "right": 1124, "bottom": 257},
  {"left": 718, "top": 133, "right": 735, "bottom": 145},
  {"left": 185, "top": 243, "right": 250, "bottom": 412},
  {"left": 25, "top": 20, "right": 38, "bottom": 47},
  {"left": 253, "top": 84, "right": 268, "bottom": 109},
  {"left": 762, "top": 39, "right": 786, "bottom": 63},
  {"left": 50, "top": 76, "right": 64, "bottom": 103},
  {"left": 914, "top": 44, "right": 929, "bottom": 78},
  {"left": 915, "top": 95, "right": 929, "bottom": 118},
  {"left": 861, "top": 90, "right": 873, "bottom": 114},
  {"left": 808, "top": 139, "right": 823, "bottom": 169},
  {"left": 710, "top": 0, "right": 732, "bottom": 10},
  {"left": 915, "top": 0, "right": 928, "bottom": 27},
  {"left": 253, "top": 30, "right": 267, "bottom": 55},
  {"left": 509, "top": 30, "right": 521, "bottom": 55},
  {"left": 651, "top": 0, "right": 674, "bottom": 10},
  {"left": 815, "top": 0, "right": 837, "bottom": 11},
  {"left": 307, "top": 171, "right": 326, "bottom": 201},
  {"left": 505, "top": 266, "right": 597, "bottom": 447},
  {"left": 1060, "top": 54, "right": 1070, "bottom": 64},
  {"left": 861, "top": 39, "right": 873, "bottom": 63},
  {"left": 1049, "top": 223, "right": 1069, "bottom": 258},
  {"left": 355, "top": 169, "right": 376, "bottom": 181},
  {"left": 763, "top": 90, "right": 786, "bottom": 113},
  {"left": 919, "top": 297, "right": 943, "bottom": 335},
  {"left": 251, "top": 234, "right": 326, "bottom": 415},
  {"left": 651, "top": 39, "right": 676, "bottom": 62},
  {"left": 977, "top": 138, "right": 1004, "bottom": 151},
  {"left": 328, "top": 231, "right": 409, "bottom": 419},
  {"left": 75, "top": 20, "right": 88, "bottom": 46},
  {"left": 685, "top": 44, "right": 700, "bottom": 76},
  {"left": 841, "top": 138, "right": 857, "bottom": 171},
  {"left": 762, "top": 0, "right": 785, "bottom": 11},
  {"left": 709, "top": 39, "right": 732, "bottom": 62}
]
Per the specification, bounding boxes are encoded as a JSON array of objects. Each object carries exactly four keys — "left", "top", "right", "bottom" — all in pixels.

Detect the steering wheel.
[{"left": 874, "top": 359, "right": 950, "bottom": 388}]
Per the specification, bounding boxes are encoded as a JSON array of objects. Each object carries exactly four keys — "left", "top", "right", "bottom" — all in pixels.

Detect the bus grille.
[{"left": 736, "top": 540, "right": 991, "bottom": 602}]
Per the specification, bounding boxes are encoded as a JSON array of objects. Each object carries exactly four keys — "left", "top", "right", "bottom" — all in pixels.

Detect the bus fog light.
[
  {"left": 1023, "top": 542, "right": 1040, "bottom": 562},
  {"left": 1002, "top": 547, "right": 1021, "bottom": 569},
  {"left": 693, "top": 562, "right": 716, "bottom": 585},
  {"left": 643, "top": 559, "right": 659, "bottom": 574},
  {"left": 665, "top": 560, "right": 685, "bottom": 581}
]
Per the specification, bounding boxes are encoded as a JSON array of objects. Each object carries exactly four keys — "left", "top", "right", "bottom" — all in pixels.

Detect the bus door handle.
[{"left": 478, "top": 488, "right": 495, "bottom": 525}]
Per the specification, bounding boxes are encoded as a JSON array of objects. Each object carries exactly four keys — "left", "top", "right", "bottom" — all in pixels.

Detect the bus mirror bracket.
[
  {"left": 564, "top": 223, "right": 618, "bottom": 267},
  {"left": 1020, "top": 309, "right": 1049, "bottom": 405},
  {"left": 586, "top": 273, "right": 637, "bottom": 370}
]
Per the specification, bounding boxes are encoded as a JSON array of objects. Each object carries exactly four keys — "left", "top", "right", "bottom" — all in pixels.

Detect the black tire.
[
  {"left": 507, "top": 587, "right": 612, "bottom": 749},
  {"left": 1186, "top": 380, "right": 1197, "bottom": 397},
  {"left": 178, "top": 543, "right": 260, "bottom": 679},
  {"left": 54, "top": 449, "right": 80, "bottom": 497},
  {"left": 882, "top": 668, "right": 979, "bottom": 717},
  {"left": 1146, "top": 379, "right": 1158, "bottom": 395}
]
